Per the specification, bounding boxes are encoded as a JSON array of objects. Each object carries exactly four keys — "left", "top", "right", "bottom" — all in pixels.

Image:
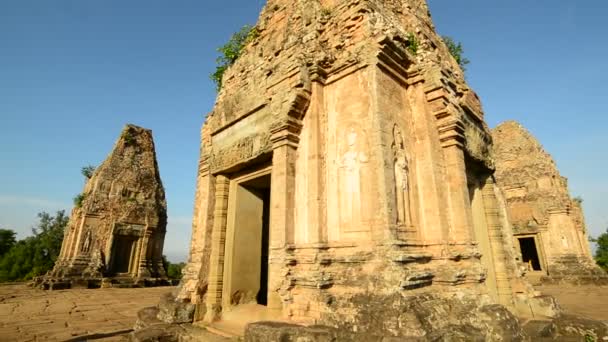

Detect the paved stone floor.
[
  {"left": 0, "top": 284, "right": 173, "bottom": 342},
  {"left": 0, "top": 283, "right": 606, "bottom": 341},
  {"left": 536, "top": 284, "right": 608, "bottom": 321}
]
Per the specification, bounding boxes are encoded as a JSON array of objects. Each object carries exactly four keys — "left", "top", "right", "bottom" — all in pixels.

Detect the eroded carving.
[
  {"left": 392, "top": 125, "right": 412, "bottom": 228},
  {"left": 338, "top": 125, "right": 369, "bottom": 231},
  {"left": 38, "top": 125, "right": 168, "bottom": 289}
]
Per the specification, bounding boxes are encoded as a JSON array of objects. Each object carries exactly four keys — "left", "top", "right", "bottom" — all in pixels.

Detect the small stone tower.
[
  {"left": 493, "top": 121, "right": 606, "bottom": 284},
  {"left": 40, "top": 124, "right": 168, "bottom": 289}
]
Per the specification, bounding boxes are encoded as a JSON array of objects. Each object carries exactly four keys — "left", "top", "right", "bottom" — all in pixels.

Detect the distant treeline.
[
  {"left": 593, "top": 229, "right": 608, "bottom": 272},
  {"left": 0, "top": 211, "right": 67, "bottom": 282},
  {"left": 0, "top": 211, "right": 185, "bottom": 282}
]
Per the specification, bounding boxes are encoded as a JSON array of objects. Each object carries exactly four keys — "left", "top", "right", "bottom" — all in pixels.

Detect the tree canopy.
[
  {"left": 0, "top": 229, "right": 16, "bottom": 257},
  {"left": 162, "top": 255, "right": 185, "bottom": 280},
  {"left": 592, "top": 229, "right": 608, "bottom": 272},
  {"left": 0, "top": 211, "right": 68, "bottom": 282}
]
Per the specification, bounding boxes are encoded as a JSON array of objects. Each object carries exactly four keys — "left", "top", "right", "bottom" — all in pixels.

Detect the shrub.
[
  {"left": 122, "top": 128, "right": 136, "bottom": 146},
  {"left": 210, "top": 25, "right": 260, "bottom": 91},
  {"left": 442, "top": 36, "right": 470, "bottom": 71},
  {"left": 81, "top": 165, "right": 96, "bottom": 179},
  {"left": 73, "top": 193, "right": 86, "bottom": 208},
  {"left": 407, "top": 33, "right": 419, "bottom": 55}
]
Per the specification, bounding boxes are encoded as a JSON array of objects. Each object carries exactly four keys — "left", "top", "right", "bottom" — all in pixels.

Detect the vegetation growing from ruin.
[
  {"left": 73, "top": 193, "right": 86, "bottom": 208},
  {"left": 407, "top": 33, "right": 419, "bottom": 55},
  {"left": 573, "top": 196, "right": 584, "bottom": 205},
  {"left": 320, "top": 7, "right": 332, "bottom": 16},
  {"left": 210, "top": 24, "right": 260, "bottom": 91},
  {"left": 442, "top": 36, "right": 470, "bottom": 71},
  {"left": 0, "top": 211, "right": 68, "bottom": 282},
  {"left": 81, "top": 165, "right": 96, "bottom": 179},
  {"left": 122, "top": 128, "right": 136, "bottom": 146},
  {"left": 592, "top": 229, "right": 608, "bottom": 272}
]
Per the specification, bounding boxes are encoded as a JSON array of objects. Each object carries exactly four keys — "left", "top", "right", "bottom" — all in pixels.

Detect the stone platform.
[
  {"left": 0, "top": 284, "right": 174, "bottom": 341},
  {"left": 1, "top": 283, "right": 604, "bottom": 341},
  {"left": 35, "top": 276, "right": 173, "bottom": 290}
]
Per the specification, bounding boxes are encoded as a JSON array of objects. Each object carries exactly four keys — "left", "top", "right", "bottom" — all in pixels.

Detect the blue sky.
[{"left": 0, "top": 0, "right": 606, "bottom": 262}]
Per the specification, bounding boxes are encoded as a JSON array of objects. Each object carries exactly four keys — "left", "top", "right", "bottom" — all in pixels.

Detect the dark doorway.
[
  {"left": 518, "top": 237, "right": 542, "bottom": 271},
  {"left": 228, "top": 173, "right": 271, "bottom": 307},
  {"left": 110, "top": 236, "right": 135, "bottom": 274},
  {"left": 256, "top": 187, "right": 270, "bottom": 305}
]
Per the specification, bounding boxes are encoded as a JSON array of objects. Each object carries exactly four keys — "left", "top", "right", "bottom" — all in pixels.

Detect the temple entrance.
[
  {"left": 223, "top": 172, "right": 271, "bottom": 309},
  {"left": 110, "top": 236, "right": 136, "bottom": 274},
  {"left": 518, "top": 237, "right": 542, "bottom": 271}
]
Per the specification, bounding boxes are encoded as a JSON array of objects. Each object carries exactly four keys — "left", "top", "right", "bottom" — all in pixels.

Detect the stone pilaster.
[
  {"left": 130, "top": 236, "right": 142, "bottom": 276},
  {"left": 155, "top": 231, "right": 167, "bottom": 277},
  {"left": 268, "top": 117, "right": 302, "bottom": 310},
  {"left": 306, "top": 69, "right": 327, "bottom": 244},
  {"left": 443, "top": 144, "right": 474, "bottom": 244},
  {"left": 137, "top": 231, "right": 152, "bottom": 278},
  {"left": 204, "top": 175, "right": 230, "bottom": 322},
  {"left": 425, "top": 84, "right": 474, "bottom": 246},
  {"left": 406, "top": 80, "right": 449, "bottom": 245},
  {"left": 481, "top": 178, "right": 514, "bottom": 308}
]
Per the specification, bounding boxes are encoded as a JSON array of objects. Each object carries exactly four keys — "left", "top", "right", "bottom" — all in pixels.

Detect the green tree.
[
  {"left": 81, "top": 165, "right": 96, "bottom": 179},
  {"left": 167, "top": 262, "right": 185, "bottom": 280},
  {"left": 162, "top": 255, "right": 185, "bottom": 280},
  {"left": 592, "top": 229, "right": 608, "bottom": 272},
  {"left": 442, "top": 36, "right": 470, "bottom": 71},
  {"left": 0, "top": 229, "right": 16, "bottom": 257},
  {"left": 210, "top": 24, "right": 259, "bottom": 91},
  {"left": 0, "top": 211, "right": 68, "bottom": 282}
]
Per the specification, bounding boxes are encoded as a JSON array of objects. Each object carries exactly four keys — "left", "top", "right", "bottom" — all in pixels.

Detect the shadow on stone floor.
[{"left": 63, "top": 328, "right": 133, "bottom": 341}]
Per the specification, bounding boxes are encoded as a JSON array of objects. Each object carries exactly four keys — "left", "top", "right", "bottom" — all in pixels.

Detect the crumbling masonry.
[
  {"left": 493, "top": 121, "right": 606, "bottom": 284},
  {"left": 40, "top": 125, "right": 168, "bottom": 289},
  {"left": 138, "top": 0, "right": 606, "bottom": 340}
]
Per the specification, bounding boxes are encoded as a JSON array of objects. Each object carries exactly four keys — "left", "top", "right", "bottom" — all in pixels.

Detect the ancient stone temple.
[
  {"left": 147, "top": 0, "right": 561, "bottom": 337},
  {"left": 134, "top": 1, "right": 607, "bottom": 340},
  {"left": 40, "top": 125, "right": 168, "bottom": 289},
  {"left": 492, "top": 121, "right": 606, "bottom": 284}
]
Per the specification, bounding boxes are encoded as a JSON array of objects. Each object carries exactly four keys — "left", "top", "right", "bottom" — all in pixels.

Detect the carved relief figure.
[
  {"left": 81, "top": 229, "right": 92, "bottom": 253},
  {"left": 339, "top": 126, "right": 369, "bottom": 229},
  {"left": 393, "top": 126, "right": 412, "bottom": 227}
]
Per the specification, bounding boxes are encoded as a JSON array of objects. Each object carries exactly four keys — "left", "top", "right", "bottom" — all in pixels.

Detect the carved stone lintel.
[{"left": 270, "top": 117, "right": 303, "bottom": 149}]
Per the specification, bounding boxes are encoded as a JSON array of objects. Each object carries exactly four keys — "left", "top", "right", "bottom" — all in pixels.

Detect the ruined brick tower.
[
  {"left": 493, "top": 121, "right": 606, "bottom": 284},
  {"left": 40, "top": 125, "right": 168, "bottom": 289},
  {"left": 162, "top": 0, "right": 559, "bottom": 339}
]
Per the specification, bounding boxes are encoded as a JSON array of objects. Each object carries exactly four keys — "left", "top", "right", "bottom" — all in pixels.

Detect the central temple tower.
[{"left": 171, "top": 0, "right": 556, "bottom": 338}]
